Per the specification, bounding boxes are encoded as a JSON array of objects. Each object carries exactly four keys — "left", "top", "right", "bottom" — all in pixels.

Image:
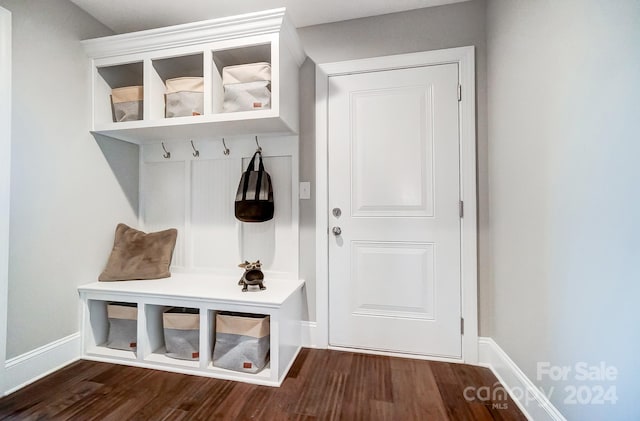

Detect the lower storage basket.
[
  {"left": 165, "top": 77, "right": 204, "bottom": 118},
  {"left": 111, "top": 86, "right": 143, "bottom": 122},
  {"left": 223, "top": 81, "right": 271, "bottom": 113},
  {"left": 106, "top": 302, "right": 137, "bottom": 351},
  {"left": 213, "top": 312, "right": 270, "bottom": 373},
  {"left": 163, "top": 307, "right": 200, "bottom": 360}
]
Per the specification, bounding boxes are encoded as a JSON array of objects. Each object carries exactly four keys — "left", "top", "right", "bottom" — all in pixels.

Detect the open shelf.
[
  {"left": 86, "top": 345, "right": 137, "bottom": 361},
  {"left": 95, "top": 62, "right": 144, "bottom": 125},
  {"left": 212, "top": 43, "right": 272, "bottom": 114},
  {"left": 150, "top": 53, "right": 204, "bottom": 120},
  {"left": 85, "top": 299, "right": 138, "bottom": 360},
  {"left": 79, "top": 274, "right": 304, "bottom": 386},
  {"left": 83, "top": 8, "right": 304, "bottom": 144},
  {"left": 145, "top": 346, "right": 201, "bottom": 368},
  {"left": 91, "top": 109, "right": 287, "bottom": 144},
  {"left": 207, "top": 361, "right": 272, "bottom": 380}
]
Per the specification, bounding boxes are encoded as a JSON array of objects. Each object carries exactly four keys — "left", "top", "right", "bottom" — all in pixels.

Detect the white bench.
[{"left": 78, "top": 273, "right": 305, "bottom": 386}]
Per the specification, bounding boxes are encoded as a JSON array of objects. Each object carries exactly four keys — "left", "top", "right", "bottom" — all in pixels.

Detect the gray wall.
[
  {"left": 487, "top": 0, "right": 640, "bottom": 419},
  {"left": 297, "top": 0, "right": 489, "bottom": 330},
  {"left": 1, "top": 0, "right": 139, "bottom": 358}
]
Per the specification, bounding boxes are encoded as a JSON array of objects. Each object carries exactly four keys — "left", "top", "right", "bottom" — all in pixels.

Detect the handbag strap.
[
  {"left": 255, "top": 153, "right": 264, "bottom": 201},
  {"left": 241, "top": 151, "right": 265, "bottom": 201},
  {"left": 246, "top": 150, "right": 259, "bottom": 172}
]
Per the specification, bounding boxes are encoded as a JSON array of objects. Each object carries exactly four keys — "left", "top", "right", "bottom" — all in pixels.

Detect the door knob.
[
  {"left": 332, "top": 207, "right": 342, "bottom": 217},
  {"left": 332, "top": 226, "right": 342, "bottom": 236}
]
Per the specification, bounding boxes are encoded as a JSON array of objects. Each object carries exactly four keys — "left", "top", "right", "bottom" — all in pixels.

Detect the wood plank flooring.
[{"left": 0, "top": 349, "right": 527, "bottom": 420}]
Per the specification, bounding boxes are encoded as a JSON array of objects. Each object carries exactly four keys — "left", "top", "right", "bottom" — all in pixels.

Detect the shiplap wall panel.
[
  {"left": 191, "top": 158, "right": 241, "bottom": 270},
  {"left": 241, "top": 156, "right": 294, "bottom": 275},
  {"left": 139, "top": 136, "right": 298, "bottom": 279},
  {"left": 142, "top": 161, "right": 186, "bottom": 267}
]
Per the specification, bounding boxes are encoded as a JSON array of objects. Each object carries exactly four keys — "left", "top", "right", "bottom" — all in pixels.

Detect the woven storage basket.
[
  {"left": 111, "top": 86, "right": 143, "bottom": 122},
  {"left": 106, "top": 302, "right": 137, "bottom": 351},
  {"left": 165, "top": 77, "right": 204, "bottom": 118},
  {"left": 221, "top": 62, "right": 271, "bottom": 85},
  {"left": 213, "top": 312, "right": 270, "bottom": 373},
  {"left": 163, "top": 307, "right": 200, "bottom": 360},
  {"left": 222, "top": 62, "right": 271, "bottom": 113},
  {"left": 223, "top": 81, "right": 271, "bottom": 112}
]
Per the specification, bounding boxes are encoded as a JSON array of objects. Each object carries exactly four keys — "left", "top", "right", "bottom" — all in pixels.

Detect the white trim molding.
[
  {"left": 0, "top": 6, "right": 11, "bottom": 396},
  {"left": 478, "top": 337, "right": 567, "bottom": 421},
  {"left": 315, "top": 46, "right": 478, "bottom": 362},
  {"left": 300, "top": 321, "right": 320, "bottom": 348},
  {"left": 81, "top": 7, "right": 305, "bottom": 65},
  {"left": 3, "top": 333, "right": 81, "bottom": 396}
]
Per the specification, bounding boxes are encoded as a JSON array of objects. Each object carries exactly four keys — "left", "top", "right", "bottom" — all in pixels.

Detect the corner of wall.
[{"left": 479, "top": 337, "right": 566, "bottom": 421}]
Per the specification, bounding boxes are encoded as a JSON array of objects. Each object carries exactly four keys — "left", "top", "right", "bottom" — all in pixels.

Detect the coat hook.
[
  {"left": 161, "top": 142, "right": 171, "bottom": 159},
  {"left": 255, "top": 136, "right": 262, "bottom": 154},
  {"left": 222, "top": 138, "right": 230, "bottom": 156},
  {"left": 190, "top": 140, "right": 200, "bottom": 158}
]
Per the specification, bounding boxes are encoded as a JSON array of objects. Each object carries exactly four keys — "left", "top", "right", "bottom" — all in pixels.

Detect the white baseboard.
[
  {"left": 3, "top": 332, "right": 81, "bottom": 396},
  {"left": 0, "top": 326, "right": 566, "bottom": 421},
  {"left": 300, "top": 320, "right": 320, "bottom": 348},
  {"left": 478, "top": 337, "right": 566, "bottom": 421}
]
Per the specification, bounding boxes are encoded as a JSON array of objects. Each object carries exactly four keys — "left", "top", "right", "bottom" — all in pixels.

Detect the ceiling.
[{"left": 70, "top": 0, "right": 470, "bottom": 34}]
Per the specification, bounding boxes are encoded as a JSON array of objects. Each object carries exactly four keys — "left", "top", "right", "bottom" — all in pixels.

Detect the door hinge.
[
  {"left": 459, "top": 201, "right": 464, "bottom": 218},
  {"left": 461, "top": 317, "right": 465, "bottom": 335},
  {"left": 457, "top": 84, "right": 462, "bottom": 102}
]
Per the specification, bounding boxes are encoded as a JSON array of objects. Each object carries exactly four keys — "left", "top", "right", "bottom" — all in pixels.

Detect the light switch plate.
[{"left": 299, "top": 182, "right": 311, "bottom": 199}]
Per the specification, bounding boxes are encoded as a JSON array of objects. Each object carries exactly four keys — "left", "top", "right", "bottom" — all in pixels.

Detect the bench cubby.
[{"left": 79, "top": 273, "right": 304, "bottom": 386}]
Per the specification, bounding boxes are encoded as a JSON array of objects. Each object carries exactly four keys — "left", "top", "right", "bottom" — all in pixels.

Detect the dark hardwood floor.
[{"left": 0, "top": 349, "right": 527, "bottom": 420}]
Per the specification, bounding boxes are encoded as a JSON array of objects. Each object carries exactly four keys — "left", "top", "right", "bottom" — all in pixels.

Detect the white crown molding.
[{"left": 81, "top": 8, "right": 306, "bottom": 65}]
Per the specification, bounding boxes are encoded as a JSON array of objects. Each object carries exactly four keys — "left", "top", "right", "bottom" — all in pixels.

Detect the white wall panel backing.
[
  {"left": 191, "top": 159, "right": 241, "bottom": 269},
  {"left": 141, "top": 161, "right": 186, "bottom": 267},
  {"left": 241, "top": 155, "right": 294, "bottom": 275},
  {"left": 140, "top": 135, "right": 299, "bottom": 279}
]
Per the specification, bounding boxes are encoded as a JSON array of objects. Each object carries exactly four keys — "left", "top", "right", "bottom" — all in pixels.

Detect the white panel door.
[{"left": 328, "top": 63, "right": 461, "bottom": 358}]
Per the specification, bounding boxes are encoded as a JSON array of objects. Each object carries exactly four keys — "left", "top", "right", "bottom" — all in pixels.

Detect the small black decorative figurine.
[{"left": 238, "top": 260, "right": 266, "bottom": 292}]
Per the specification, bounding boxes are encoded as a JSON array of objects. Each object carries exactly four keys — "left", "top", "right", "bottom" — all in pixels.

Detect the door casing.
[{"left": 315, "top": 46, "right": 478, "bottom": 363}]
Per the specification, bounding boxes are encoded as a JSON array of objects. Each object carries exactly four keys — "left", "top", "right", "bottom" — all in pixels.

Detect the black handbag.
[{"left": 235, "top": 151, "right": 274, "bottom": 222}]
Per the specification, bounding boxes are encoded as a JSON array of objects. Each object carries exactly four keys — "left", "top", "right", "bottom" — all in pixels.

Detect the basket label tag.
[
  {"left": 253, "top": 102, "right": 262, "bottom": 108},
  {"left": 129, "top": 342, "right": 137, "bottom": 348},
  {"left": 243, "top": 362, "right": 252, "bottom": 369}
]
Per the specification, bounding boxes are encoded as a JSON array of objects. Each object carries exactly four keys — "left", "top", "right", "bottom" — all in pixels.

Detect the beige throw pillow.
[{"left": 99, "top": 223, "right": 178, "bottom": 282}]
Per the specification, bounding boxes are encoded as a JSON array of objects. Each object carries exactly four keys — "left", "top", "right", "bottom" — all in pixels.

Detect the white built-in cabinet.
[
  {"left": 79, "top": 274, "right": 304, "bottom": 386},
  {"left": 83, "top": 8, "right": 304, "bottom": 143},
  {"left": 78, "top": 9, "right": 306, "bottom": 386}
]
